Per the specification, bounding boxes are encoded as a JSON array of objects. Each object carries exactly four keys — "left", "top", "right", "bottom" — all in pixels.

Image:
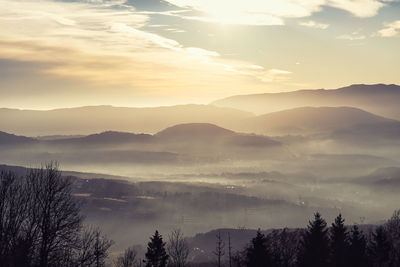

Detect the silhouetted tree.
[
  {"left": 25, "top": 163, "right": 83, "bottom": 267},
  {"left": 267, "top": 228, "right": 300, "bottom": 267},
  {"left": 0, "top": 163, "right": 113, "bottom": 267},
  {"left": 329, "top": 214, "right": 349, "bottom": 267},
  {"left": 245, "top": 229, "right": 271, "bottom": 267},
  {"left": 145, "top": 230, "right": 169, "bottom": 267},
  {"left": 231, "top": 250, "right": 246, "bottom": 267},
  {"left": 167, "top": 229, "right": 189, "bottom": 267},
  {"left": 347, "top": 225, "right": 368, "bottom": 267},
  {"left": 297, "top": 212, "right": 330, "bottom": 267},
  {"left": 61, "top": 226, "right": 113, "bottom": 267},
  {"left": 116, "top": 246, "right": 138, "bottom": 267},
  {"left": 369, "top": 226, "right": 391, "bottom": 267},
  {"left": 214, "top": 231, "right": 225, "bottom": 267},
  {"left": 227, "top": 232, "right": 232, "bottom": 267},
  {"left": 385, "top": 210, "right": 400, "bottom": 266},
  {"left": 0, "top": 171, "right": 30, "bottom": 266}
]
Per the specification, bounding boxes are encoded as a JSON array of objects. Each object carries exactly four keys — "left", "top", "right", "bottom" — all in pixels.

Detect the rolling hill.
[
  {"left": 242, "top": 106, "right": 395, "bottom": 135},
  {"left": 51, "top": 131, "right": 154, "bottom": 145},
  {"left": 0, "top": 104, "right": 252, "bottom": 136},
  {"left": 0, "top": 131, "right": 36, "bottom": 146},
  {"left": 155, "top": 123, "right": 236, "bottom": 141},
  {"left": 0, "top": 124, "right": 284, "bottom": 168},
  {"left": 211, "top": 84, "right": 400, "bottom": 119}
]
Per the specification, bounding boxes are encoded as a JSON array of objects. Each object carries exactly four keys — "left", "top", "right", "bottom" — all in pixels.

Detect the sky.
[{"left": 0, "top": 0, "right": 399, "bottom": 109}]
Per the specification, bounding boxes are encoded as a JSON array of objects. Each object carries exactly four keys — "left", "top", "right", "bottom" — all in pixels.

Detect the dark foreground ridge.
[{"left": 1, "top": 164, "right": 400, "bottom": 267}]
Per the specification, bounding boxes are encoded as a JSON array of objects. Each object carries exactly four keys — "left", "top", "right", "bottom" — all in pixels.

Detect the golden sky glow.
[{"left": 0, "top": 0, "right": 399, "bottom": 108}]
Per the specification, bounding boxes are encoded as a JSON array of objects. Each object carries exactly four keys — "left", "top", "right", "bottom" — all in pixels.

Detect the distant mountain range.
[
  {"left": 212, "top": 84, "right": 400, "bottom": 119},
  {"left": 242, "top": 106, "right": 396, "bottom": 135},
  {"left": 40, "top": 123, "right": 280, "bottom": 147},
  {"left": 1, "top": 84, "right": 400, "bottom": 137},
  {"left": 1, "top": 83, "right": 400, "bottom": 169},
  {"left": 0, "top": 123, "right": 284, "bottom": 166},
  {"left": 2, "top": 105, "right": 400, "bottom": 149},
  {"left": 0, "top": 104, "right": 251, "bottom": 136}
]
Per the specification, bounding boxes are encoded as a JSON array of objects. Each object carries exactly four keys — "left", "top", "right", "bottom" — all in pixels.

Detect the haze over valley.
[
  {"left": 1, "top": 84, "right": 400, "bottom": 251},
  {"left": 1, "top": 0, "right": 400, "bottom": 264}
]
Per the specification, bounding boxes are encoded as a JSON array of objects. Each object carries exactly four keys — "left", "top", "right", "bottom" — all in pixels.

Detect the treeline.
[
  {"left": 2, "top": 164, "right": 400, "bottom": 267},
  {"left": 226, "top": 211, "right": 400, "bottom": 267},
  {"left": 120, "top": 209, "right": 400, "bottom": 267},
  {"left": 0, "top": 162, "right": 188, "bottom": 267}
]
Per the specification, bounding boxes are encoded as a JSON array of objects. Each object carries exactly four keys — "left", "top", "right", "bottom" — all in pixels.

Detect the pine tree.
[
  {"left": 384, "top": 210, "right": 400, "bottom": 266},
  {"left": 245, "top": 229, "right": 271, "bottom": 267},
  {"left": 347, "top": 225, "right": 368, "bottom": 267},
  {"left": 297, "top": 212, "right": 330, "bottom": 267},
  {"left": 369, "top": 226, "right": 391, "bottom": 267},
  {"left": 330, "top": 214, "right": 349, "bottom": 267},
  {"left": 145, "top": 230, "right": 169, "bottom": 267}
]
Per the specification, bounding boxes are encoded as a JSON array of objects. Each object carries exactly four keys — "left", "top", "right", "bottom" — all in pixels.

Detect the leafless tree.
[
  {"left": 115, "top": 246, "right": 138, "bottom": 267},
  {"left": 0, "top": 163, "right": 113, "bottom": 267},
  {"left": 25, "top": 162, "right": 83, "bottom": 267},
  {"left": 0, "top": 171, "right": 30, "bottom": 265},
  {"left": 214, "top": 231, "right": 225, "bottom": 267},
  {"left": 167, "top": 229, "right": 189, "bottom": 267},
  {"left": 231, "top": 250, "right": 246, "bottom": 267},
  {"left": 73, "top": 226, "right": 113, "bottom": 267},
  {"left": 227, "top": 232, "right": 232, "bottom": 267}
]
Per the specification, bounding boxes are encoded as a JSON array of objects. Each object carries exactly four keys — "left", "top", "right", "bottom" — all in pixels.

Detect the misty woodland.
[{"left": 1, "top": 164, "right": 400, "bottom": 267}]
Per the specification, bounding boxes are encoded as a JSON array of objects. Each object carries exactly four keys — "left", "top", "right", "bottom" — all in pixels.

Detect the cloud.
[
  {"left": 337, "top": 32, "right": 366, "bottom": 40},
  {"left": 299, "top": 20, "right": 329, "bottom": 29},
  {"left": 139, "top": 9, "right": 285, "bottom": 26},
  {"left": 328, "top": 0, "right": 384, "bottom": 17},
  {"left": 377, "top": 20, "right": 400, "bottom": 37},
  {"left": 0, "top": 0, "right": 291, "bottom": 106},
  {"left": 240, "top": 66, "right": 292, "bottom": 83},
  {"left": 162, "top": 0, "right": 386, "bottom": 26}
]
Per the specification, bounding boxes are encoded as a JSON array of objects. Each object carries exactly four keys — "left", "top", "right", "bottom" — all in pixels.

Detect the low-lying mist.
[{"left": 1, "top": 97, "right": 400, "bottom": 252}]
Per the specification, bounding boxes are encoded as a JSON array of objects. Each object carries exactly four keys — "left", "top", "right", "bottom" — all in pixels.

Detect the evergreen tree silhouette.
[
  {"left": 348, "top": 225, "right": 368, "bottom": 267},
  {"left": 245, "top": 229, "right": 271, "bottom": 267},
  {"left": 297, "top": 212, "right": 330, "bottom": 267},
  {"left": 369, "top": 226, "right": 391, "bottom": 267},
  {"left": 145, "top": 230, "right": 169, "bottom": 267},
  {"left": 384, "top": 209, "right": 400, "bottom": 266},
  {"left": 329, "top": 214, "right": 349, "bottom": 267}
]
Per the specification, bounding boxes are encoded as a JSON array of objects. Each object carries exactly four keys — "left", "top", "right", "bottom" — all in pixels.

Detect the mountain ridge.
[
  {"left": 0, "top": 104, "right": 252, "bottom": 136},
  {"left": 243, "top": 106, "right": 397, "bottom": 135},
  {"left": 211, "top": 84, "right": 400, "bottom": 119}
]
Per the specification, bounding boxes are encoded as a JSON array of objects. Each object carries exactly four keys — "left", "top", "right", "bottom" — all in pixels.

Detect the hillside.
[
  {"left": 211, "top": 84, "right": 400, "bottom": 119},
  {"left": 0, "top": 124, "right": 284, "bottom": 168},
  {"left": 0, "top": 131, "right": 36, "bottom": 146},
  {"left": 52, "top": 131, "right": 154, "bottom": 145},
  {"left": 243, "top": 106, "right": 395, "bottom": 135},
  {"left": 0, "top": 104, "right": 252, "bottom": 136},
  {"left": 156, "top": 123, "right": 236, "bottom": 141}
]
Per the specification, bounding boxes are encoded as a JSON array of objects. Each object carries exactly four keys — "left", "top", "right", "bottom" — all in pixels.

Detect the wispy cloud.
[
  {"left": 299, "top": 20, "right": 329, "bottom": 29},
  {"left": 239, "top": 66, "right": 292, "bottom": 83},
  {"left": 328, "top": 0, "right": 384, "bottom": 17},
  {"left": 337, "top": 32, "right": 366, "bottom": 40},
  {"left": 377, "top": 20, "right": 400, "bottom": 37},
  {"left": 162, "top": 0, "right": 386, "bottom": 26},
  {"left": 0, "top": 0, "right": 292, "bottom": 103}
]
